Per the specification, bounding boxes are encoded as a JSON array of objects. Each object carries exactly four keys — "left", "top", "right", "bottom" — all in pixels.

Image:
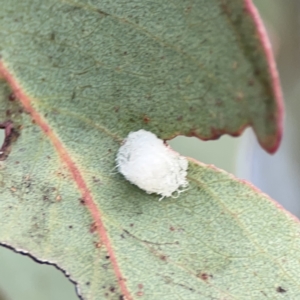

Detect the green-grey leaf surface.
[
  {"left": 0, "top": 0, "right": 282, "bottom": 152},
  {"left": 0, "top": 1, "right": 293, "bottom": 300}
]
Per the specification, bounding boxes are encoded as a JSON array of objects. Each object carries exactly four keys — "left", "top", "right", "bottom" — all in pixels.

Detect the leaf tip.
[{"left": 244, "top": 0, "right": 284, "bottom": 154}]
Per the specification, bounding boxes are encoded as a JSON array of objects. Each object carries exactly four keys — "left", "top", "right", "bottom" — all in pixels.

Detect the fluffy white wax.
[{"left": 116, "top": 130, "right": 188, "bottom": 199}]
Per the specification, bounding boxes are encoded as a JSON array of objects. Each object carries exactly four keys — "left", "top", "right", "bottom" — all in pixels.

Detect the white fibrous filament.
[{"left": 116, "top": 129, "right": 189, "bottom": 200}]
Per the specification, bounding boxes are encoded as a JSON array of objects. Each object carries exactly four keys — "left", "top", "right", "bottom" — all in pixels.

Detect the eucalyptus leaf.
[{"left": 0, "top": 1, "right": 292, "bottom": 300}]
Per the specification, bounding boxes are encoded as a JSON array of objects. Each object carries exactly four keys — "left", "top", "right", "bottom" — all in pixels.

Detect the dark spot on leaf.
[
  {"left": 92, "top": 176, "right": 101, "bottom": 184},
  {"left": 79, "top": 198, "right": 85, "bottom": 205},
  {"left": 96, "top": 9, "right": 109, "bottom": 17},
  {"left": 198, "top": 272, "right": 213, "bottom": 281},
  {"left": 185, "top": 6, "right": 192, "bottom": 13},
  {"left": 276, "top": 286, "right": 286, "bottom": 293},
  {"left": 68, "top": 225, "right": 73, "bottom": 229},
  {"left": 159, "top": 255, "right": 167, "bottom": 261},
  {"left": 143, "top": 115, "right": 150, "bottom": 123},
  {"left": 170, "top": 226, "right": 175, "bottom": 231},
  {"left": 8, "top": 93, "right": 16, "bottom": 101},
  {"left": 123, "top": 51, "right": 127, "bottom": 55},
  {"left": 90, "top": 222, "right": 97, "bottom": 234},
  {"left": 130, "top": 223, "right": 134, "bottom": 227},
  {"left": 105, "top": 255, "right": 110, "bottom": 259},
  {"left": 0, "top": 121, "right": 20, "bottom": 161},
  {"left": 114, "top": 106, "right": 119, "bottom": 113},
  {"left": 86, "top": 282, "right": 90, "bottom": 286},
  {"left": 50, "top": 32, "right": 55, "bottom": 41},
  {"left": 95, "top": 242, "right": 102, "bottom": 248},
  {"left": 109, "top": 286, "right": 115, "bottom": 293}
]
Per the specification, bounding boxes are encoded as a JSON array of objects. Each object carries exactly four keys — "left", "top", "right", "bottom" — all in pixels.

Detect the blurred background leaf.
[{"left": 238, "top": 0, "right": 300, "bottom": 217}]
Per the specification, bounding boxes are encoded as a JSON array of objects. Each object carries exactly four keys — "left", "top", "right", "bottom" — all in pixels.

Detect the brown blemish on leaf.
[
  {"left": 8, "top": 93, "right": 16, "bottom": 101},
  {"left": 92, "top": 176, "right": 101, "bottom": 184},
  {"left": 197, "top": 272, "right": 213, "bottom": 281},
  {"left": 135, "top": 284, "right": 144, "bottom": 296},
  {"left": 0, "top": 121, "right": 20, "bottom": 161},
  {"left": 260, "top": 291, "right": 267, "bottom": 297},
  {"left": 90, "top": 222, "right": 98, "bottom": 234},
  {"left": 50, "top": 32, "right": 55, "bottom": 41},
  {"left": 95, "top": 242, "right": 102, "bottom": 248},
  {"left": 276, "top": 286, "right": 286, "bottom": 293},
  {"left": 142, "top": 115, "right": 150, "bottom": 123},
  {"left": 185, "top": 6, "right": 192, "bottom": 14},
  {"left": 55, "top": 168, "right": 68, "bottom": 180},
  {"left": 159, "top": 255, "right": 167, "bottom": 261}
]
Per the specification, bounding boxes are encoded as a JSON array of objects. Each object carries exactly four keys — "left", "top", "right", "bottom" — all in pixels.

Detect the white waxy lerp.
[{"left": 116, "top": 130, "right": 188, "bottom": 200}]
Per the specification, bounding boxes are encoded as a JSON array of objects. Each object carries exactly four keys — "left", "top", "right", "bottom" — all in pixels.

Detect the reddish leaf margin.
[
  {"left": 0, "top": 61, "right": 133, "bottom": 300},
  {"left": 245, "top": 0, "right": 284, "bottom": 153}
]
